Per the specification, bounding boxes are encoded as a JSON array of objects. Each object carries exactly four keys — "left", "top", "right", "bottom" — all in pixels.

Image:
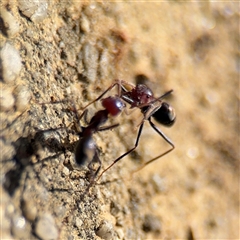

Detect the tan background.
[{"left": 1, "top": 1, "right": 239, "bottom": 239}]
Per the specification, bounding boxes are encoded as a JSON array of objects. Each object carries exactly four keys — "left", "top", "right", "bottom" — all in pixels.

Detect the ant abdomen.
[
  {"left": 75, "top": 135, "right": 96, "bottom": 166},
  {"left": 153, "top": 102, "right": 176, "bottom": 126}
]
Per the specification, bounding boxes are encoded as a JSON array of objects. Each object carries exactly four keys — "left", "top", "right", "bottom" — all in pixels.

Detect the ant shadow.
[
  {"left": 1, "top": 105, "right": 111, "bottom": 209},
  {"left": 1, "top": 106, "right": 86, "bottom": 198},
  {"left": 3, "top": 133, "right": 66, "bottom": 196}
]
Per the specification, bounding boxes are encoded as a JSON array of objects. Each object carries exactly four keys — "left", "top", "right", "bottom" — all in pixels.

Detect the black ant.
[
  {"left": 2, "top": 96, "right": 125, "bottom": 192},
  {"left": 81, "top": 79, "right": 176, "bottom": 181},
  {"left": 75, "top": 95, "right": 125, "bottom": 185}
]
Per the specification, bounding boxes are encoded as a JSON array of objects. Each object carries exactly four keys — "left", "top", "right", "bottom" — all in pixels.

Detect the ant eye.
[
  {"left": 145, "top": 89, "right": 153, "bottom": 97},
  {"left": 153, "top": 102, "right": 176, "bottom": 126}
]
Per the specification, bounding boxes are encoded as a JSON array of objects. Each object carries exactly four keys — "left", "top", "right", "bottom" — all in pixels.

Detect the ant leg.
[
  {"left": 132, "top": 118, "right": 175, "bottom": 173},
  {"left": 149, "top": 117, "right": 174, "bottom": 151},
  {"left": 37, "top": 99, "right": 70, "bottom": 105},
  {"left": 71, "top": 107, "right": 89, "bottom": 133},
  {"left": 155, "top": 89, "right": 174, "bottom": 101},
  {"left": 96, "top": 122, "right": 145, "bottom": 182},
  {"left": 0, "top": 108, "right": 29, "bottom": 133},
  {"left": 76, "top": 111, "right": 119, "bottom": 133},
  {"left": 77, "top": 151, "right": 102, "bottom": 199},
  {"left": 98, "top": 123, "right": 119, "bottom": 132},
  {"left": 78, "top": 109, "right": 88, "bottom": 122},
  {"left": 32, "top": 110, "right": 87, "bottom": 138},
  {"left": 135, "top": 90, "right": 174, "bottom": 111},
  {"left": 118, "top": 80, "right": 136, "bottom": 93},
  {"left": 81, "top": 81, "right": 121, "bottom": 110},
  {"left": 83, "top": 109, "right": 89, "bottom": 124},
  {"left": 36, "top": 97, "right": 84, "bottom": 132},
  {"left": 84, "top": 150, "right": 102, "bottom": 191}
]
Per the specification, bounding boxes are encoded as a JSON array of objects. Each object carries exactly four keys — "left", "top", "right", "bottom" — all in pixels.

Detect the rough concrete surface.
[{"left": 0, "top": 1, "right": 239, "bottom": 240}]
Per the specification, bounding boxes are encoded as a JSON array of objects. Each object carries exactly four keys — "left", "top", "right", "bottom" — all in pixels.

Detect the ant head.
[
  {"left": 132, "top": 84, "right": 154, "bottom": 107},
  {"left": 102, "top": 96, "right": 125, "bottom": 117},
  {"left": 153, "top": 102, "right": 176, "bottom": 127}
]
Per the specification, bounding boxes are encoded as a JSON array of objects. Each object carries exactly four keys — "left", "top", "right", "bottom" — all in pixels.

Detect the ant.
[
  {"left": 75, "top": 95, "right": 125, "bottom": 185},
  {"left": 81, "top": 79, "right": 176, "bottom": 182}
]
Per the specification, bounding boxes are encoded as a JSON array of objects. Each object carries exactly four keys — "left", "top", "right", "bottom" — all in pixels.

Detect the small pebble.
[
  {"left": 21, "top": 198, "right": 37, "bottom": 222},
  {"left": 151, "top": 174, "right": 166, "bottom": 193},
  {"left": 62, "top": 166, "right": 70, "bottom": 176},
  {"left": 35, "top": 213, "right": 58, "bottom": 240},
  {"left": 204, "top": 91, "right": 219, "bottom": 105},
  {"left": 75, "top": 217, "right": 83, "bottom": 229},
  {"left": 0, "top": 9, "right": 20, "bottom": 37},
  {"left": 142, "top": 214, "right": 161, "bottom": 233},
  {"left": 116, "top": 228, "right": 124, "bottom": 239},
  {"left": 54, "top": 205, "right": 66, "bottom": 219},
  {"left": 13, "top": 85, "right": 31, "bottom": 111},
  {"left": 187, "top": 147, "right": 199, "bottom": 159},
  {"left": 0, "top": 43, "right": 22, "bottom": 83},
  {"left": 80, "top": 14, "right": 90, "bottom": 33},
  {"left": 18, "top": 0, "right": 48, "bottom": 23},
  {"left": 83, "top": 4, "right": 97, "bottom": 17},
  {"left": 11, "top": 215, "right": 29, "bottom": 239},
  {"left": 82, "top": 42, "right": 99, "bottom": 82},
  {"left": 99, "top": 49, "right": 110, "bottom": 79},
  {"left": 96, "top": 220, "right": 115, "bottom": 240},
  {"left": 59, "top": 41, "right": 65, "bottom": 48},
  {"left": 0, "top": 87, "right": 15, "bottom": 111}
]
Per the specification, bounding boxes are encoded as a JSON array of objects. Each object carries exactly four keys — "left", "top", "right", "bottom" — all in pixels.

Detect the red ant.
[
  {"left": 81, "top": 80, "right": 176, "bottom": 182},
  {"left": 75, "top": 96, "right": 125, "bottom": 184}
]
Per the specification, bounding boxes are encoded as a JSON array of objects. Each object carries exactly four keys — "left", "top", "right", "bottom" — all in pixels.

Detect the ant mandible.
[
  {"left": 75, "top": 95, "right": 125, "bottom": 184},
  {"left": 81, "top": 79, "right": 176, "bottom": 182}
]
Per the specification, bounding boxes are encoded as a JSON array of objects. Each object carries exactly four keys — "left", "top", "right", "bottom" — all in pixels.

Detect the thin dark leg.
[
  {"left": 148, "top": 118, "right": 174, "bottom": 148},
  {"left": 88, "top": 151, "right": 102, "bottom": 182},
  {"left": 98, "top": 123, "right": 120, "bottom": 132},
  {"left": 37, "top": 99, "right": 70, "bottom": 105},
  {"left": 96, "top": 122, "right": 145, "bottom": 182},
  {"left": 0, "top": 109, "right": 28, "bottom": 133},
  {"left": 155, "top": 89, "right": 174, "bottom": 101},
  {"left": 132, "top": 118, "right": 175, "bottom": 173},
  {"left": 83, "top": 109, "right": 89, "bottom": 124},
  {"left": 135, "top": 89, "right": 174, "bottom": 110},
  {"left": 81, "top": 81, "right": 121, "bottom": 110},
  {"left": 82, "top": 151, "right": 102, "bottom": 194},
  {"left": 33, "top": 126, "right": 69, "bottom": 133},
  {"left": 78, "top": 109, "right": 88, "bottom": 122},
  {"left": 76, "top": 116, "right": 119, "bottom": 132},
  {"left": 70, "top": 109, "right": 88, "bottom": 133}
]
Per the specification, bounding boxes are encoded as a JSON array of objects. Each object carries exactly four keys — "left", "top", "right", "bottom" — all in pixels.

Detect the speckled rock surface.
[{"left": 0, "top": 1, "right": 239, "bottom": 239}]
